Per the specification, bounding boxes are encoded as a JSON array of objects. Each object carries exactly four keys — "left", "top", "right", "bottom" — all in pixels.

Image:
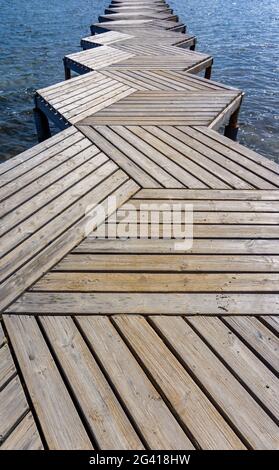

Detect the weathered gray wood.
[
  {"left": 113, "top": 315, "right": 244, "bottom": 449},
  {"left": 0, "top": 323, "right": 6, "bottom": 348},
  {"left": 133, "top": 189, "right": 279, "bottom": 200},
  {"left": 76, "top": 316, "right": 194, "bottom": 449},
  {"left": 223, "top": 317, "right": 279, "bottom": 373},
  {"left": 0, "top": 344, "right": 16, "bottom": 390},
  {"left": 1, "top": 412, "right": 43, "bottom": 450},
  {"left": 6, "top": 292, "right": 279, "bottom": 315},
  {"left": 152, "top": 315, "right": 279, "bottom": 449},
  {"left": 4, "top": 315, "right": 92, "bottom": 449},
  {"left": 39, "top": 316, "right": 143, "bottom": 449},
  {"left": 261, "top": 316, "right": 279, "bottom": 335},
  {"left": 31, "top": 272, "right": 279, "bottom": 292},
  {"left": 186, "top": 317, "right": 279, "bottom": 423},
  {"left": 74, "top": 238, "right": 279, "bottom": 254},
  {"left": 0, "top": 176, "right": 139, "bottom": 312},
  {"left": 53, "top": 253, "right": 279, "bottom": 272},
  {"left": 0, "top": 376, "right": 29, "bottom": 443},
  {"left": 2, "top": 0, "right": 279, "bottom": 453}
]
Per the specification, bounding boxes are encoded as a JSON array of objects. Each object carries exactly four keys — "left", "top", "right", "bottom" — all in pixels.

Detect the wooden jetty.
[{"left": 0, "top": 0, "right": 279, "bottom": 451}]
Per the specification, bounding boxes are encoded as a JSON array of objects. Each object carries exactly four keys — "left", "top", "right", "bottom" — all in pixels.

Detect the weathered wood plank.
[
  {"left": 108, "top": 210, "right": 279, "bottom": 224},
  {"left": 6, "top": 292, "right": 279, "bottom": 315},
  {"left": 92, "top": 223, "right": 279, "bottom": 238},
  {"left": 0, "top": 344, "right": 16, "bottom": 390},
  {"left": 53, "top": 253, "right": 279, "bottom": 272},
  {"left": 0, "top": 162, "right": 120, "bottom": 277},
  {"left": 0, "top": 132, "right": 85, "bottom": 195},
  {"left": 81, "top": 31, "right": 133, "bottom": 47},
  {"left": 133, "top": 189, "right": 279, "bottom": 200},
  {"left": 1, "top": 412, "right": 43, "bottom": 450},
  {"left": 76, "top": 316, "right": 194, "bottom": 449},
  {"left": 194, "top": 126, "right": 279, "bottom": 176},
  {"left": 186, "top": 317, "right": 279, "bottom": 423},
  {"left": 110, "top": 125, "right": 229, "bottom": 188},
  {"left": 3, "top": 315, "right": 92, "bottom": 449},
  {"left": 0, "top": 376, "right": 29, "bottom": 443},
  {"left": 125, "top": 199, "right": 279, "bottom": 211},
  {"left": 0, "top": 323, "right": 6, "bottom": 348},
  {"left": 223, "top": 317, "right": 279, "bottom": 373},
  {"left": 78, "top": 124, "right": 162, "bottom": 188},
  {"left": 113, "top": 315, "right": 244, "bottom": 449},
  {"left": 74, "top": 238, "right": 279, "bottom": 254},
  {"left": 0, "top": 150, "right": 106, "bottom": 236},
  {"left": 32, "top": 272, "right": 279, "bottom": 292},
  {"left": 0, "top": 127, "right": 77, "bottom": 177},
  {"left": 1, "top": 153, "right": 109, "bottom": 253},
  {"left": 0, "top": 177, "right": 139, "bottom": 312},
  {"left": 151, "top": 315, "right": 279, "bottom": 449},
  {"left": 260, "top": 316, "right": 279, "bottom": 335},
  {"left": 39, "top": 316, "right": 143, "bottom": 450},
  {"left": 65, "top": 45, "right": 135, "bottom": 71},
  {"left": 153, "top": 126, "right": 278, "bottom": 189}
]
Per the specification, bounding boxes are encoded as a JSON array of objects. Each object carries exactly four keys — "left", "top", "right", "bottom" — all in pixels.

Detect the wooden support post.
[
  {"left": 33, "top": 108, "right": 51, "bottom": 143},
  {"left": 190, "top": 41, "right": 196, "bottom": 51},
  {"left": 204, "top": 65, "right": 212, "bottom": 80},
  {"left": 64, "top": 60, "right": 71, "bottom": 80},
  {"left": 224, "top": 107, "right": 240, "bottom": 141}
]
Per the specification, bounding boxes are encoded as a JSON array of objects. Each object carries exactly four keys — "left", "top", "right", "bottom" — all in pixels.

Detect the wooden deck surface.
[
  {"left": 64, "top": 45, "right": 211, "bottom": 77},
  {"left": 1, "top": 314, "right": 278, "bottom": 449},
  {"left": 0, "top": 0, "right": 278, "bottom": 450},
  {"left": 35, "top": 70, "right": 241, "bottom": 127}
]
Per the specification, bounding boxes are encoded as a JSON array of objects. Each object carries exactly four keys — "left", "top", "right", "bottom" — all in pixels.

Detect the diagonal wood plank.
[
  {"left": 151, "top": 315, "right": 279, "bottom": 448},
  {"left": 39, "top": 316, "right": 144, "bottom": 449},
  {"left": 0, "top": 376, "right": 29, "bottom": 443},
  {"left": 76, "top": 315, "right": 195, "bottom": 449},
  {"left": 0, "top": 413, "right": 43, "bottom": 450},
  {"left": 113, "top": 315, "right": 245, "bottom": 449},
  {"left": 0, "top": 177, "right": 139, "bottom": 312},
  {"left": 3, "top": 315, "right": 92, "bottom": 449}
]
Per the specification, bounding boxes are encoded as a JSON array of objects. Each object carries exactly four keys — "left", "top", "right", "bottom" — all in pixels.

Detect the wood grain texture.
[
  {"left": 6, "top": 292, "right": 279, "bottom": 315},
  {"left": 1, "top": 0, "right": 279, "bottom": 451},
  {"left": 39, "top": 316, "right": 143, "bottom": 450},
  {"left": 3, "top": 315, "right": 92, "bottom": 449},
  {"left": 53, "top": 253, "right": 279, "bottom": 272},
  {"left": 1, "top": 413, "right": 43, "bottom": 450},
  {"left": 113, "top": 315, "right": 244, "bottom": 449},
  {"left": 0, "top": 376, "right": 29, "bottom": 443},
  {"left": 223, "top": 317, "right": 279, "bottom": 373},
  {"left": 31, "top": 272, "right": 279, "bottom": 292},
  {"left": 76, "top": 316, "right": 194, "bottom": 449},
  {"left": 151, "top": 315, "right": 279, "bottom": 449},
  {"left": 185, "top": 317, "right": 279, "bottom": 422},
  {"left": 0, "top": 344, "right": 16, "bottom": 390}
]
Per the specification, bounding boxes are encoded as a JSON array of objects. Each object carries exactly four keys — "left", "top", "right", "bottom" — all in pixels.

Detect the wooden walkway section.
[
  {"left": 63, "top": 45, "right": 212, "bottom": 80},
  {"left": 1, "top": 0, "right": 279, "bottom": 450}
]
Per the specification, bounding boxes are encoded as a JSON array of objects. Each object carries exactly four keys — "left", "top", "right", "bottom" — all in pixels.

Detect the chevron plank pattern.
[
  {"left": 1, "top": 0, "right": 279, "bottom": 451},
  {"left": 91, "top": 19, "right": 186, "bottom": 35},
  {"left": 64, "top": 44, "right": 212, "bottom": 77},
  {"left": 35, "top": 70, "right": 242, "bottom": 129},
  {"left": 81, "top": 31, "right": 196, "bottom": 49}
]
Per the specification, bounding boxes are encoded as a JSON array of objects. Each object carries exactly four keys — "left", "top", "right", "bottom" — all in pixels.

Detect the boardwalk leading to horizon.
[{"left": 0, "top": 0, "right": 278, "bottom": 450}]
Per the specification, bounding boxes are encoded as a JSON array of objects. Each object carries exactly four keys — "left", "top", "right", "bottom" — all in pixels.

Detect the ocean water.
[{"left": 0, "top": 0, "right": 278, "bottom": 163}]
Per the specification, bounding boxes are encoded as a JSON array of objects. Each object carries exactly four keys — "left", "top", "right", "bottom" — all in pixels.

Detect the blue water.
[{"left": 0, "top": 0, "right": 278, "bottom": 162}]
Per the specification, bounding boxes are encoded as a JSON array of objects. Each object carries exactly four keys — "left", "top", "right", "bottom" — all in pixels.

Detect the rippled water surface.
[{"left": 0, "top": 0, "right": 278, "bottom": 162}]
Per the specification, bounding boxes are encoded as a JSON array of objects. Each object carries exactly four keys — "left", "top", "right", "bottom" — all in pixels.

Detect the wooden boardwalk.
[{"left": 1, "top": 0, "right": 279, "bottom": 450}]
